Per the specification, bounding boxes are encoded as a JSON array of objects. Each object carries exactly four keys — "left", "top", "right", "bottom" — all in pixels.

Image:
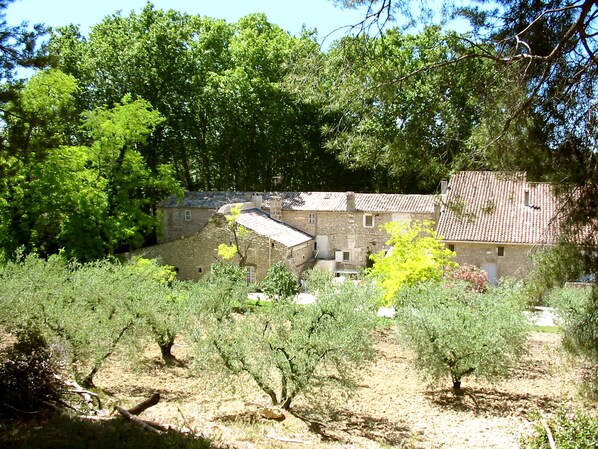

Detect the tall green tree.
[
  {"left": 0, "top": 70, "right": 181, "bottom": 260},
  {"left": 48, "top": 5, "right": 372, "bottom": 192},
  {"left": 0, "top": 0, "right": 48, "bottom": 84},
  {"left": 293, "top": 26, "right": 513, "bottom": 192}
]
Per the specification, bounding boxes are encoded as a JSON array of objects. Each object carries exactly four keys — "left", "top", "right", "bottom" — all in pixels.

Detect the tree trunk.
[
  {"left": 452, "top": 378, "right": 465, "bottom": 396},
  {"left": 159, "top": 340, "right": 175, "bottom": 364},
  {"left": 281, "top": 396, "right": 292, "bottom": 411}
]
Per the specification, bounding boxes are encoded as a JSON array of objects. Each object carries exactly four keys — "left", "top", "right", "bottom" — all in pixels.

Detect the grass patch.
[{"left": 532, "top": 325, "right": 561, "bottom": 333}]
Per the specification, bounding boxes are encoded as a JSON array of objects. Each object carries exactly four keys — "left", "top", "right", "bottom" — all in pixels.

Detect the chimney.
[
  {"left": 270, "top": 195, "right": 282, "bottom": 220},
  {"left": 346, "top": 192, "right": 356, "bottom": 212},
  {"left": 440, "top": 179, "right": 448, "bottom": 195},
  {"left": 250, "top": 193, "right": 263, "bottom": 209},
  {"left": 524, "top": 189, "right": 530, "bottom": 207}
]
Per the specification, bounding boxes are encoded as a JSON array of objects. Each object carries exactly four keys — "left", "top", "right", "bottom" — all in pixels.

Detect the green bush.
[
  {"left": 524, "top": 409, "right": 598, "bottom": 449},
  {"left": 395, "top": 280, "right": 529, "bottom": 391},
  {"left": 302, "top": 268, "right": 334, "bottom": 294},
  {"left": 188, "top": 267, "right": 377, "bottom": 410},
  {"left": 549, "top": 286, "right": 598, "bottom": 396},
  {"left": 260, "top": 262, "right": 299, "bottom": 300}
]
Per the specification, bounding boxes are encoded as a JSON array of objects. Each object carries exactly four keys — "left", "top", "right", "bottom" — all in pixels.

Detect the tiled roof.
[
  {"left": 236, "top": 209, "right": 313, "bottom": 248},
  {"left": 159, "top": 192, "right": 248, "bottom": 208},
  {"left": 160, "top": 191, "right": 435, "bottom": 214},
  {"left": 436, "top": 171, "right": 558, "bottom": 244},
  {"left": 270, "top": 192, "right": 435, "bottom": 213}
]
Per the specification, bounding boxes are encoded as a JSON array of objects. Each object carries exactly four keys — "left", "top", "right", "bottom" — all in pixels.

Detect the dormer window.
[{"left": 184, "top": 210, "right": 192, "bottom": 221}]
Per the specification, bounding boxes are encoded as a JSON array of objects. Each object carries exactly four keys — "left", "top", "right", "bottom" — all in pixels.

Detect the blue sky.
[{"left": 6, "top": 0, "right": 373, "bottom": 46}]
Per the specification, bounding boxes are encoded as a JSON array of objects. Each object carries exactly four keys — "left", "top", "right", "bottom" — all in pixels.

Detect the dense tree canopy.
[
  {"left": 47, "top": 5, "right": 372, "bottom": 192},
  {"left": 0, "top": 70, "right": 181, "bottom": 261}
]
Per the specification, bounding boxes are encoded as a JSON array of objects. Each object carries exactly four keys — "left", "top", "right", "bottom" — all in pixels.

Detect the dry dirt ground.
[{"left": 93, "top": 329, "right": 593, "bottom": 449}]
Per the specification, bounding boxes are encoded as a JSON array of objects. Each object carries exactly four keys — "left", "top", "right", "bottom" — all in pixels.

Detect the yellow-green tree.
[
  {"left": 217, "top": 205, "right": 254, "bottom": 267},
  {"left": 367, "top": 220, "right": 456, "bottom": 305}
]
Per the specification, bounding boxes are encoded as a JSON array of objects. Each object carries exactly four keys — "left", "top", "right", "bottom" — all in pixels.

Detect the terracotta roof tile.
[{"left": 436, "top": 171, "right": 558, "bottom": 244}]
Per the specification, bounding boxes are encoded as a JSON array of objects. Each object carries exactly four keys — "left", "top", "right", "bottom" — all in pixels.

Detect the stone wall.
[
  {"left": 280, "top": 210, "right": 435, "bottom": 268},
  {"left": 136, "top": 213, "right": 314, "bottom": 282},
  {"left": 158, "top": 207, "right": 216, "bottom": 242},
  {"left": 447, "top": 241, "right": 534, "bottom": 284}
]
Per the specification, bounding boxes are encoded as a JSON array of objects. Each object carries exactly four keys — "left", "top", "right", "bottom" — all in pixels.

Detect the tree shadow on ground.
[
  {"left": 423, "top": 386, "right": 559, "bottom": 416},
  {"left": 0, "top": 411, "right": 215, "bottom": 449},
  {"left": 291, "top": 406, "right": 412, "bottom": 446}
]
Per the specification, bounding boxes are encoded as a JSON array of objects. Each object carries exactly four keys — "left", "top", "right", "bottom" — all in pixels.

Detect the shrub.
[
  {"left": 549, "top": 286, "right": 598, "bottom": 397},
  {"left": 260, "top": 262, "right": 299, "bottom": 300},
  {"left": 524, "top": 408, "right": 598, "bottom": 449},
  {"left": 445, "top": 264, "right": 489, "bottom": 292},
  {"left": 302, "top": 268, "right": 334, "bottom": 294},
  {"left": 395, "top": 280, "right": 529, "bottom": 391},
  {"left": 0, "top": 326, "right": 66, "bottom": 417},
  {"left": 189, "top": 268, "right": 377, "bottom": 410}
]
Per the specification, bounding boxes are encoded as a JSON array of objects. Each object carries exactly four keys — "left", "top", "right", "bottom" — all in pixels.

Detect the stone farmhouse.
[
  {"left": 436, "top": 171, "right": 558, "bottom": 285},
  {"left": 135, "top": 171, "right": 561, "bottom": 285},
  {"left": 139, "top": 191, "right": 436, "bottom": 282}
]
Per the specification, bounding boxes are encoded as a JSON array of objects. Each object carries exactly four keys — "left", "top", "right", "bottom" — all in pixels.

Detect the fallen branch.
[
  {"left": 115, "top": 406, "right": 163, "bottom": 434},
  {"left": 128, "top": 393, "right": 160, "bottom": 416},
  {"left": 63, "top": 379, "right": 102, "bottom": 409},
  {"left": 541, "top": 420, "right": 557, "bottom": 449}
]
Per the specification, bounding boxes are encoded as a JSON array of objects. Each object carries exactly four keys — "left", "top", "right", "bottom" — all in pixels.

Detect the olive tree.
[
  {"left": 395, "top": 280, "right": 529, "bottom": 392},
  {"left": 188, "top": 264, "right": 377, "bottom": 410},
  {"left": 0, "top": 254, "right": 186, "bottom": 386}
]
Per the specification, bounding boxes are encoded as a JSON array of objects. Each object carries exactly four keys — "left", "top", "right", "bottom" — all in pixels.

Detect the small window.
[
  {"left": 497, "top": 246, "right": 505, "bottom": 257},
  {"left": 246, "top": 265, "right": 256, "bottom": 283},
  {"left": 335, "top": 250, "right": 351, "bottom": 262},
  {"left": 448, "top": 244, "right": 455, "bottom": 252},
  {"left": 184, "top": 210, "right": 192, "bottom": 221},
  {"left": 363, "top": 213, "right": 374, "bottom": 228},
  {"left": 314, "top": 241, "right": 318, "bottom": 251},
  {"left": 308, "top": 213, "right": 316, "bottom": 224},
  {"left": 198, "top": 267, "right": 203, "bottom": 273}
]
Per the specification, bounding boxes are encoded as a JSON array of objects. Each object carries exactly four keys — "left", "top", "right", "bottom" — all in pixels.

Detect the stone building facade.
[
  {"left": 139, "top": 207, "right": 313, "bottom": 282},
  {"left": 141, "top": 172, "right": 561, "bottom": 284},
  {"left": 149, "top": 190, "right": 436, "bottom": 282},
  {"left": 436, "top": 171, "right": 558, "bottom": 284}
]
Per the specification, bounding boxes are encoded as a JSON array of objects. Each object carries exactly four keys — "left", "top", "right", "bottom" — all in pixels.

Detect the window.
[
  {"left": 246, "top": 265, "right": 256, "bottom": 283},
  {"left": 314, "top": 241, "right": 318, "bottom": 251},
  {"left": 184, "top": 210, "right": 192, "bottom": 221},
  {"left": 335, "top": 250, "right": 352, "bottom": 262},
  {"left": 363, "top": 213, "right": 374, "bottom": 227},
  {"left": 497, "top": 246, "right": 505, "bottom": 257},
  {"left": 198, "top": 267, "right": 203, "bottom": 273},
  {"left": 308, "top": 213, "right": 316, "bottom": 224},
  {"left": 448, "top": 244, "right": 455, "bottom": 252}
]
